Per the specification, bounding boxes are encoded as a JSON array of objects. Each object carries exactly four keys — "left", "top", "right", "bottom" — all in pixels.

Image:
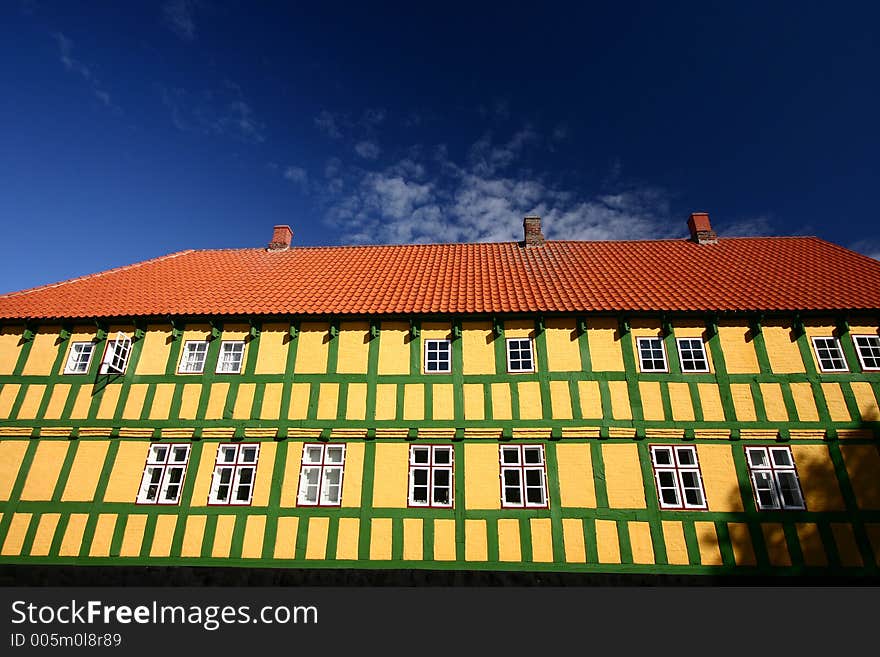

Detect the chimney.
[
  {"left": 687, "top": 212, "right": 718, "bottom": 244},
  {"left": 268, "top": 225, "right": 293, "bottom": 251},
  {"left": 522, "top": 215, "right": 544, "bottom": 247}
]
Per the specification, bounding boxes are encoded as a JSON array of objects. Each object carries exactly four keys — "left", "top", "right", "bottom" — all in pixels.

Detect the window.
[
  {"left": 99, "top": 331, "right": 132, "bottom": 374},
  {"left": 637, "top": 337, "right": 668, "bottom": 372},
  {"left": 650, "top": 445, "right": 707, "bottom": 509},
  {"left": 852, "top": 334, "right": 880, "bottom": 371},
  {"left": 408, "top": 445, "right": 454, "bottom": 507},
  {"left": 63, "top": 341, "right": 95, "bottom": 374},
  {"left": 136, "top": 443, "right": 191, "bottom": 504},
  {"left": 811, "top": 337, "right": 848, "bottom": 372},
  {"left": 500, "top": 444, "right": 547, "bottom": 508},
  {"left": 676, "top": 337, "right": 709, "bottom": 373},
  {"left": 745, "top": 447, "right": 805, "bottom": 510},
  {"left": 208, "top": 443, "right": 259, "bottom": 505},
  {"left": 216, "top": 340, "right": 245, "bottom": 374},
  {"left": 506, "top": 338, "right": 535, "bottom": 373},
  {"left": 297, "top": 443, "right": 345, "bottom": 506},
  {"left": 423, "top": 339, "right": 451, "bottom": 373},
  {"left": 178, "top": 340, "right": 209, "bottom": 374}
]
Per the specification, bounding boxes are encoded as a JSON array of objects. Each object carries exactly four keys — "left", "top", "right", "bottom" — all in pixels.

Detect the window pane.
[
  {"left": 503, "top": 469, "right": 521, "bottom": 486},
  {"left": 149, "top": 445, "right": 168, "bottom": 463},
  {"left": 676, "top": 448, "right": 696, "bottom": 466},
  {"left": 240, "top": 446, "right": 258, "bottom": 463},
  {"left": 412, "top": 447, "right": 430, "bottom": 464},
  {"left": 218, "top": 446, "right": 238, "bottom": 464},
  {"left": 501, "top": 447, "right": 520, "bottom": 465},
  {"left": 526, "top": 487, "right": 545, "bottom": 504},
  {"left": 325, "top": 446, "right": 344, "bottom": 464},
  {"left": 433, "top": 447, "right": 452, "bottom": 465},
  {"left": 434, "top": 469, "right": 450, "bottom": 487},
  {"left": 652, "top": 447, "right": 673, "bottom": 466},
  {"left": 524, "top": 469, "right": 543, "bottom": 486},
  {"left": 413, "top": 469, "right": 428, "bottom": 486},
  {"left": 504, "top": 487, "right": 522, "bottom": 504},
  {"left": 777, "top": 472, "right": 804, "bottom": 508},
  {"left": 660, "top": 487, "right": 679, "bottom": 506},
  {"left": 523, "top": 447, "right": 543, "bottom": 464},
  {"left": 304, "top": 446, "right": 323, "bottom": 464},
  {"left": 770, "top": 449, "right": 793, "bottom": 468},
  {"left": 747, "top": 448, "right": 768, "bottom": 468},
  {"left": 412, "top": 486, "right": 428, "bottom": 503}
]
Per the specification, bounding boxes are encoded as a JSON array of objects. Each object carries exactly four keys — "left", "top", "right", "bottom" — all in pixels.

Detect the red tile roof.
[{"left": 1, "top": 237, "right": 879, "bottom": 320}]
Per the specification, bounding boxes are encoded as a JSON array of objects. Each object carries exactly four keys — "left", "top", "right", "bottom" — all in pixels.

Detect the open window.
[{"left": 99, "top": 331, "right": 132, "bottom": 374}]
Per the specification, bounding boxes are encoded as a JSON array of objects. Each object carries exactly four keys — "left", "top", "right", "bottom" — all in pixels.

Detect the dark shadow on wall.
[{"left": 721, "top": 422, "right": 880, "bottom": 579}]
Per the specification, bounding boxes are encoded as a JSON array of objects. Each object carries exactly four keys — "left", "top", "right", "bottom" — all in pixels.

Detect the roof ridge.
[{"left": 0, "top": 250, "right": 196, "bottom": 301}]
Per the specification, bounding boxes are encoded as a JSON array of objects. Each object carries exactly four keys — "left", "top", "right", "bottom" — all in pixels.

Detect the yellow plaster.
[
  {"left": 204, "top": 382, "right": 230, "bottom": 420},
  {"left": 61, "top": 440, "right": 109, "bottom": 501},
  {"left": 372, "top": 442, "right": 408, "bottom": 508},
  {"left": 697, "top": 383, "right": 725, "bottom": 421},
  {"left": 850, "top": 382, "right": 879, "bottom": 421},
  {"left": 288, "top": 382, "right": 311, "bottom": 420},
  {"left": 212, "top": 515, "right": 236, "bottom": 558},
  {"left": 250, "top": 441, "right": 276, "bottom": 507},
  {"left": 718, "top": 322, "right": 759, "bottom": 373},
  {"left": 555, "top": 443, "right": 595, "bottom": 507},
  {"left": 608, "top": 380, "right": 632, "bottom": 420},
  {"left": 241, "top": 515, "right": 266, "bottom": 559},
  {"left": 497, "top": 518, "right": 522, "bottom": 562},
  {"left": 17, "top": 384, "right": 46, "bottom": 419},
  {"left": 181, "top": 515, "right": 207, "bottom": 557},
  {"left": 595, "top": 519, "right": 621, "bottom": 564},
  {"left": 345, "top": 382, "right": 367, "bottom": 420},
  {"left": 232, "top": 382, "right": 255, "bottom": 419},
  {"left": 134, "top": 325, "right": 172, "bottom": 375},
  {"left": 762, "top": 321, "right": 805, "bottom": 373},
  {"left": 587, "top": 318, "right": 624, "bottom": 371},
  {"left": 0, "top": 327, "right": 23, "bottom": 375},
  {"left": 628, "top": 521, "right": 654, "bottom": 564},
  {"left": 662, "top": 521, "right": 689, "bottom": 565},
  {"left": 336, "top": 321, "right": 370, "bottom": 374},
  {"left": 403, "top": 518, "right": 423, "bottom": 561},
  {"left": 121, "top": 383, "right": 149, "bottom": 420},
  {"left": 336, "top": 517, "right": 360, "bottom": 560},
  {"left": 490, "top": 382, "right": 511, "bottom": 420},
  {"left": 341, "top": 442, "right": 364, "bottom": 508},
  {"left": 59, "top": 514, "right": 89, "bottom": 557},
  {"left": 279, "top": 442, "right": 303, "bottom": 508},
  {"left": 796, "top": 523, "right": 828, "bottom": 566},
  {"left": 602, "top": 443, "right": 646, "bottom": 508},
  {"left": 96, "top": 384, "right": 122, "bottom": 420},
  {"left": 273, "top": 517, "right": 299, "bottom": 559},
  {"left": 148, "top": 383, "right": 175, "bottom": 420},
  {"left": 316, "top": 383, "right": 339, "bottom": 419},
  {"left": 69, "top": 384, "right": 94, "bottom": 419},
  {"left": 367, "top": 517, "right": 391, "bottom": 560},
  {"left": 254, "top": 323, "right": 289, "bottom": 375},
  {"left": 1, "top": 513, "right": 31, "bottom": 556},
  {"left": 759, "top": 383, "right": 789, "bottom": 421},
  {"left": 403, "top": 383, "right": 424, "bottom": 420},
  {"left": 30, "top": 513, "right": 61, "bottom": 556},
  {"left": 727, "top": 522, "right": 757, "bottom": 566},
  {"left": 103, "top": 441, "right": 151, "bottom": 503},
  {"left": 120, "top": 515, "right": 147, "bottom": 557},
  {"left": 820, "top": 383, "right": 851, "bottom": 421},
  {"left": 577, "top": 380, "right": 602, "bottom": 418},
  {"left": 375, "top": 383, "right": 397, "bottom": 420},
  {"left": 694, "top": 521, "right": 722, "bottom": 566},
  {"left": 188, "top": 441, "right": 219, "bottom": 507},
  {"left": 149, "top": 515, "right": 177, "bottom": 557},
  {"left": 433, "top": 519, "right": 456, "bottom": 561},
  {"left": 22, "top": 327, "right": 60, "bottom": 376},
  {"left": 730, "top": 383, "right": 757, "bottom": 421},
  {"left": 561, "top": 519, "right": 586, "bottom": 563},
  {"left": 790, "top": 382, "right": 820, "bottom": 422},
  {"left": 178, "top": 383, "right": 202, "bottom": 420},
  {"left": 462, "top": 321, "right": 495, "bottom": 375},
  {"left": 0, "top": 440, "right": 28, "bottom": 501},
  {"left": 464, "top": 443, "right": 501, "bottom": 510},
  {"left": 549, "top": 380, "right": 573, "bottom": 419},
  {"left": 294, "top": 322, "right": 329, "bottom": 374},
  {"left": 0, "top": 383, "right": 21, "bottom": 419},
  {"left": 839, "top": 444, "right": 880, "bottom": 509},
  {"left": 20, "top": 440, "right": 69, "bottom": 501},
  {"left": 762, "top": 523, "right": 792, "bottom": 566},
  {"left": 696, "top": 444, "right": 743, "bottom": 512},
  {"left": 530, "top": 518, "right": 553, "bottom": 562},
  {"left": 377, "top": 321, "right": 410, "bottom": 375},
  {"left": 463, "top": 383, "right": 485, "bottom": 420},
  {"left": 545, "top": 318, "right": 581, "bottom": 371},
  {"left": 88, "top": 513, "right": 117, "bottom": 557},
  {"left": 465, "top": 519, "right": 488, "bottom": 561},
  {"left": 639, "top": 381, "right": 664, "bottom": 421},
  {"left": 432, "top": 383, "right": 454, "bottom": 420},
  {"left": 791, "top": 444, "right": 845, "bottom": 511},
  {"left": 668, "top": 382, "right": 695, "bottom": 421}
]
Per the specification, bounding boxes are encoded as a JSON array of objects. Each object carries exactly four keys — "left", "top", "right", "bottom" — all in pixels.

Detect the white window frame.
[
  {"left": 745, "top": 446, "right": 805, "bottom": 510},
  {"left": 650, "top": 445, "right": 707, "bottom": 510},
  {"left": 63, "top": 341, "right": 96, "bottom": 374},
  {"left": 811, "top": 336, "right": 848, "bottom": 372},
  {"left": 178, "top": 340, "right": 209, "bottom": 374},
  {"left": 676, "top": 337, "right": 710, "bottom": 373},
  {"left": 637, "top": 337, "right": 669, "bottom": 373},
  {"left": 499, "top": 444, "right": 548, "bottom": 508},
  {"left": 408, "top": 444, "right": 454, "bottom": 508},
  {"left": 423, "top": 339, "right": 452, "bottom": 374},
  {"left": 852, "top": 334, "right": 880, "bottom": 371},
  {"left": 215, "top": 340, "right": 246, "bottom": 374},
  {"left": 505, "top": 338, "right": 535, "bottom": 373},
  {"left": 136, "top": 443, "right": 191, "bottom": 505},
  {"left": 208, "top": 443, "right": 260, "bottom": 506},
  {"left": 99, "top": 331, "right": 132, "bottom": 374},
  {"left": 297, "top": 443, "right": 346, "bottom": 507}
]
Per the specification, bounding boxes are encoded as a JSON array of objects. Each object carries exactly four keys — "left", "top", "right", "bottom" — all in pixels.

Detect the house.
[{"left": 0, "top": 212, "right": 878, "bottom": 579}]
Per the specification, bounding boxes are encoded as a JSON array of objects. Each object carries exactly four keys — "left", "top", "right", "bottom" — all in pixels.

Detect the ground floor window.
[
  {"left": 408, "top": 444, "right": 454, "bottom": 507},
  {"left": 136, "top": 443, "right": 191, "bottom": 504},
  {"left": 650, "top": 445, "right": 707, "bottom": 509},
  {"left": 297, "top": 443, "right": 346, "bottom": 506},
  {"left": 500, "top": 444, "right": 548, "bottom": 508}
]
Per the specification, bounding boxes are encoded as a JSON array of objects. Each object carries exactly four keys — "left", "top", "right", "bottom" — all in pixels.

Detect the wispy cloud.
[
  {"left": 315, "top": 110, "right": 344, "bottom": 139},
  {"left": 321, "top": 128, "right": 681, "bottom": 245},
  {"left": 354, "top": 140, "right": 381, "bottom": 160},
  {"left": 714, "top": 215, "right": 776, "bottom": 237},
  {"left": 52, "top": 32, "right": 116, "bottom": 109},
  {"left": 848, "top": 239, "right": 880, "bottom": 261},
  {"left": 162, "top": 0, "right": 199, "bottom": 41},
  {"left": 283, "top": 166, "right": 308, "bottom": 191},
  {"left": 160, "top": 81, "right": 265, "bottom": 143}
]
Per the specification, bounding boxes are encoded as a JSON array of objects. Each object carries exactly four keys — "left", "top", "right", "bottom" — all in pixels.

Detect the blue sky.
[{"left": 2, "top": 1, "right": 879, "bottom": 294}]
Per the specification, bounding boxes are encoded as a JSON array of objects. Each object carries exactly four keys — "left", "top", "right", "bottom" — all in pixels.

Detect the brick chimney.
[
  {"left": 522, "top": 215, "right": 544, "bottom": 247},
  {"left": 687, "top": 212, "right": 718, "bottom": 244},
  {"left": 268, "top": 225, "right": 293, "bottom": 251}
]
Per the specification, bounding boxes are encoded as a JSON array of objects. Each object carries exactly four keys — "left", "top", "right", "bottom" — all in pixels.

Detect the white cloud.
[
  {"left": 160, "top": 83, "right": 265, "bottom": 143},
  {"left": 52, "top": 32, "right": 115, "bottom": 108},
  {"left": 848, "top": 239, "right": 880, "bottom": 261},
  {"left": 284, "top": 166, "right": 308, "bottom": 189},
  {"left": 163, "top": 0, "right": 198, "bottom": 41},
  {"left": 354, "top": 140, "right": 381, "bottom": 160}
]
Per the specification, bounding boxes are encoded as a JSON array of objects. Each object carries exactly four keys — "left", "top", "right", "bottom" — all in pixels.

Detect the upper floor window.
[
  {"left": 500, "top": 444, "right": 548, "bottom": 508},
  {"left": 178, "top": 340, "right": 209, "bottom": 374},
  {"left": 637, "top": 337, "right": 668, "bottom": 372},
  {"left": 852, "top": 334, "right": 880, "bottom": 371},
  {"left": 650, "top": 445, "right": 707, "bottom": 510},
  {"left": 136, "top": 443, "right": 191, "bottom": 505},
  {"left": 99, "top": 331, "right": 132, "bottom": 374},
  {"left": 209, "top": 443, "right": 259, "bottom": 505},
  {"left": 408, "top": 445, "right": 454, "bottom": 507},
  {"left": 676, "top": 337, "right": 709, "bottom": 373},
  {"left": 63, "top": 341, "right": 95, "bottom": 374},
  {"left": 424, "top": 339, "right": 452, "bottom": 374},
  {"left": 297, "top": 443, "right": 345, "bottom": 506},
  {"left": 216, "top": 340, "right": 245, "bottom": 374},
  {"left": 506, "top": 338, "right": 535, "bottom": 373},
  {"left": 745, "top": 446, "right": 805, "bottom": 510},
  {"left": 811, "top": 336, "right": 848, "bottom": 372}
]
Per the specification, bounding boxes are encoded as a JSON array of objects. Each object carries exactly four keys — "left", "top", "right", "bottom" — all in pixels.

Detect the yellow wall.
[
  {"left": 371, "top": 442, "right": 408, "bottom": 508},
  {"left": 377, "top": 321, "right": 410, "bottom": 375},
  {"left": 103, "top": 441, "right": 151, "bottom": 502},
  {"left": 135, "top": 324, "right": 172, "bottom": 375},
  {"left": 337, "top": 321, "right": 370, "bottom": 374},
  {"left": 0, "top": 440, "right": 28, "bottom": 501},
  {"left": 545, "top": 318, "right": 581, "bottom": 371},
  {"left": 602, "top": 444, "right": 645, "bottom": 508},
  {"left": 465, "top": 443, "right": 500, "bottom": 510},
  {"left": 254, "top": 323, "right": 289, "bottom": 375},
  {"left": 791, "top": 445, "right": 845, "bottom": 511},
  {"left": 718, "top": 322, "right": 759, "bottom": 373},
  {"left": 587, "top": 318, "right": 624, "bottom": 371},
  {"left": 762, "top": 321, "right": 805, "bottom": 373},
  {"left": 0, "top": 327, "right": 23, "bottom": 375},
  {"left": 22, "top": 327, "right": 60, "bottom": 376},
  {"left": 696, "top": 444, "right": 743, "bottom": 512},
  {"left": 556, "top": 443, "right": 595, "bottom": 507},
  {"left": 61, "top": 440, "right": 109, "bottom": 501},
  {"left": 294, "top": 322, "right": 329, "bottom": 373},
  {"left": 840, "top": 444, "right": 880, "bottom": 509},
  {"left": 20, "top": 440, "right": 69, "bottom": 501},
  {"left": 462, "top": 321, "right": 494, "bottom": 374}
]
